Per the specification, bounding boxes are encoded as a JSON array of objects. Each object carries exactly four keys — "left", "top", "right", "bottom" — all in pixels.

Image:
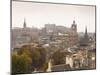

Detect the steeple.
[
  {"left": 23, "top": 18, "right": 27, "bottom": 28},
  {"left": 85, "top": 26, "right": 87, "bottom": 35},
  {"left": 80, "top": 26, "right": 89, "bottom": 46},
  {"left": 71, "top": 20, "right": 77, "bottom": 32},
  {"left": 84, "top": 26, "right": 89, "bottom": 44},
  {"left": 84, "top": 26, "right": 88, "bottom": 38}
]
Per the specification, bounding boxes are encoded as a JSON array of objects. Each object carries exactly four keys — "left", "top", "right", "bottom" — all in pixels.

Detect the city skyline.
[
  {"left": 12, "top": 1, "right": 95, "bottom": 32},
  {"left": 12, "top": 1, "right": 96, "bottom": 74}
]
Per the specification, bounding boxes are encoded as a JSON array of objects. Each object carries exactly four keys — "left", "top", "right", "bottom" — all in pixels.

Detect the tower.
[
  {"left": 80, "top": 26, "right": 89, "bottom": 46},
  {"left": 71, "top": 20, "right": 77, "bottom": 32},
  {"left": 23, "top": 18, "right": 27, "bottom": 28},
  {"left": 84, "top": 26, "right": 89, "bottom": 42}
]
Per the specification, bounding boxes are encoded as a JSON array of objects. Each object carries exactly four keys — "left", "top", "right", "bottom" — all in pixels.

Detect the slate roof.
[{"left": 51, "top": 64, "right": 71, "bottom": 72}]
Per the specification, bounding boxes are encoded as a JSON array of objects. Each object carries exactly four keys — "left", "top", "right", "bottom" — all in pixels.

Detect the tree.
[
  {"left": 12, "top": 52, "right": 32, "bottom": 75},
  {"left": 13, "top": 45, "right": 48, "bottom": 72},
  {"left": 18, "top": 45, "right": 31, "bottom": 56},
  {"left": 12, "top": 52, "right": 19, "bottom": 74},
  {"left": 52, "top": 50, "right": 66, "bottom": 65},
  {"left": 30, "top": 47, "right": 48, "bottom": 71}
]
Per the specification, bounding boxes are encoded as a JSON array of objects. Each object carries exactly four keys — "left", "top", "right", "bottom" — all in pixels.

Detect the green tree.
[
  {"left": 52, "top": 50, "right": 66, "bottom": 65},
  {"left": 30, "top": 47, "right": 48, "bottom": 71},
  {"left": 12, "top": 52, "right": 32, "bottom": 75},
  {"left": 14, "top": 45, "right": 48, "bottom": 72},
  {"left": 18, "top": 45, "right": 31, "bottom": 56}
]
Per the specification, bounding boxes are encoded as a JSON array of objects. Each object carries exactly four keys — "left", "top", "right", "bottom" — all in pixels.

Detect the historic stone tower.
[{"left": 71, "top": 20, "right": 77, "bottom": 32}]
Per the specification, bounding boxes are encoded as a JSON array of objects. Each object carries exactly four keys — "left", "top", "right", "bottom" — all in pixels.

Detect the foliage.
[
  {"left": 12, "top": 45, "right": 48, "bottom": 73},
  {"left": 18, "top": 45, "right": 31, "bottom": 56},
  {"left": 30, "top": 47, "right": 47, "bottom": 70},
  {"left": 12, "top": 52, "right": 32, "bottom": 74},
  {"left": 52, "top": 50, "right": 66, "bottom": 65}
]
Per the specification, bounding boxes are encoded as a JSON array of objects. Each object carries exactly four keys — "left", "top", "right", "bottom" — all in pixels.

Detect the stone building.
[{"left": 40, "top": 20, "right": 79, "bottom": 48}]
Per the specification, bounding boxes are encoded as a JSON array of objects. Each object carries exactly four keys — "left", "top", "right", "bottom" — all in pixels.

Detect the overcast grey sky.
[{"left": 12, "top": 1, "right": 95, "bottom": 32}]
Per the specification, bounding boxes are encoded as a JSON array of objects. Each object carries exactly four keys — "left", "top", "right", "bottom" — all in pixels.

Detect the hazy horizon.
[{"left": 12, "top": 1, "right": 96, "bottom": 32}]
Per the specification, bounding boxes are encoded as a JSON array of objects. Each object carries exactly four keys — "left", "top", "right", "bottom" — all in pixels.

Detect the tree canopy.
[
  {"left": 12, "top": 45, "right": 48, "bottom": 74},
  {"left": 12, "top": 52, "right": 32, "bottom": 74},
  {"left": 52, "top": 50, "right": 66, "bottom": 65}
]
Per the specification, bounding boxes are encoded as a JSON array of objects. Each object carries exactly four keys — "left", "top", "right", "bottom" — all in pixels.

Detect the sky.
[{"left": 12, "top": 1, "right": 95, "bottom": 32}]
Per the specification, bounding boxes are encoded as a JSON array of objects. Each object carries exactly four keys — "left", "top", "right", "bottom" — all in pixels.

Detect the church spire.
[
  {"left": 85, "top": 26, "right": 88, "bottom": 35},
  {"left": 23, "top": 18, "right": 26, "bottom": 28},
  {"left": 79, "top": 26, "right": 89, "bottom": 46},
  {"left": 84, "top": 26, "right": 89, "bottom": 41}
]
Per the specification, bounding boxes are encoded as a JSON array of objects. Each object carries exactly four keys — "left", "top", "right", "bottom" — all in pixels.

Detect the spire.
[
  {"left": 23, "top": 18, "right": 26, "bottom": 28},
  {"left": 84, "top": 26, "right": 89, "bottom": 40},
  {"left": 85, "top": 26, "right": 87, "bottom": 35},
  {"left": 80, "top": 26, "right": 89, "bottom": 46},
  {"left": 73, "top": 20, "right": 75, "bottom": 24}
]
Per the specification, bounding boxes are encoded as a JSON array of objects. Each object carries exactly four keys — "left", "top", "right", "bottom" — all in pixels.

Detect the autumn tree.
[
  {"left": 16, "top": 45, "right": 48, "bottom": 72},
  {"left": 30, "top": 47, "right": 48, "bottom": 71},
  {"left": 12, "top": 52, "right": 32, "bottom": 75},
  {"left": 52, "top": 50, "right": 66, "bottom": 65}
]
